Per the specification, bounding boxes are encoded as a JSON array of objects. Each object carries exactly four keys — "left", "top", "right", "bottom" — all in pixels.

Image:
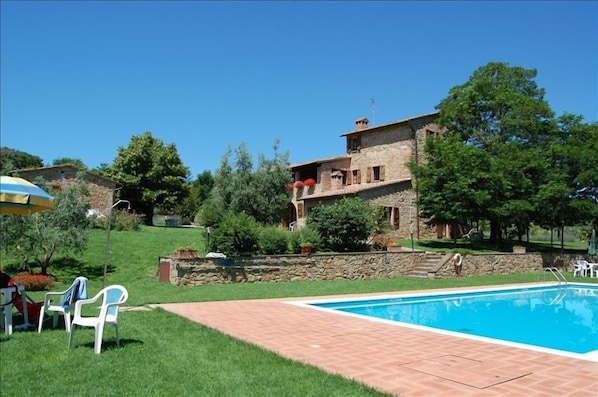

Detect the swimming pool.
[{"left": 294, "top": 283, "right": 598, "bottom": 361}]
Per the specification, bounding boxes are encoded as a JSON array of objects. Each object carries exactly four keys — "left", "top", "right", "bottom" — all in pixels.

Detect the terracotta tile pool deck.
[{"left": 156, "top": 285, "right": 598, "bottom": 397}]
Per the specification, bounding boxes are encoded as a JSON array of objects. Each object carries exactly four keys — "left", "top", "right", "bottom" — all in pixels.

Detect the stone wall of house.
[
  {"left": 354, "top": 124, "right": 414, "bottom": 181},
  {"left": 158, "top": 251, "right": 570, "bottom": 286},
  {"left": 15, "top": 165, "right": 116, "bottom": 213},
  {"left": 54, "top": 178, "right": 114, "bottom": 213}
]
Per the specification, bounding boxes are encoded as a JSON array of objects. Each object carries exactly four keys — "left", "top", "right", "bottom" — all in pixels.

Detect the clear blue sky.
[{"left": 1, "top": 1, "right": 596, "bottom": 177}]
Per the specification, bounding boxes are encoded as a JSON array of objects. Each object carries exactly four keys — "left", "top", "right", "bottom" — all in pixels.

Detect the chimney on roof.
[{"left": 355, "top": 117, "right": 369, "bottom": 131}]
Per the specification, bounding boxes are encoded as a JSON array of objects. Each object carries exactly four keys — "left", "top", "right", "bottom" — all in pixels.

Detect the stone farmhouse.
[
  {"left": 288, "top": 111, "right": 448, "bottom": 239},
  {"left": 11, "top": 164, "right": 118, "bottom": 216}
]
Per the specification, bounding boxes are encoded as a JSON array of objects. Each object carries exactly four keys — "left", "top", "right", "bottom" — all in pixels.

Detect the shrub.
[
  {"left": 370, "top": 233, "right": 393, "bottom": 251},
  {"left": 198, "top": 200, "right": 226, "bottom": 228},
  {"left": 12, "top": 273, "right": 56, "bottom": 291},
  {"left": 93, "top": 210, "right": 143, "bottom": 231},
  {"left": 112, "top": 210, "right": 143, "bottom": 231},
  {"left": 258, "top": 227, "right": 289, "bottom": 255},
  {"left": 211, "top": 211, "right": 259, "bottom": 256},
  {"left": 288, "top": 229, "right": 303, "bottom": 254},
  {"left": 307, "top": 197, "right": 373, "bottom": 252},
  {"left": 288, "top": 227, "right": 322, "bottom": 254}
]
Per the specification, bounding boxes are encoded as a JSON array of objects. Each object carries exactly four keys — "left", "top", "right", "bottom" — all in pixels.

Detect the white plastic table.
[{"left": 0, "top": 285, "right": 29, "bottom": 335}]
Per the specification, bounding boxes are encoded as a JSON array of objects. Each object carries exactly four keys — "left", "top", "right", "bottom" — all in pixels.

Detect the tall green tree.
[
  {"left": 425, "top": 62, "right": 557, "bottom": 243},
  {"left": 249, "top": 140, "right": 293, "bottom": 225},
  {"left": 0, "top": 147, "right": 43, "bottom": 174},
  {"left": 409, "top": 134, "right": 494, "bottom": 239},
  {"left": 52, "top": 157, "right": 88, "bottom": 170},
  {"left": 106, "top": 132, "right": 190, "bottom": 224},
  {"left": 554, "top": 114, "right": 598, "bottom": 227},
  {"left": 0, "top": 181, "right": 91, "bottom": 274},
  {"left": 180, "top": 170, "right": 214, "bottom": 223},
  {"left": 206, "top": 140, "right": 292, "bottom": 226}
]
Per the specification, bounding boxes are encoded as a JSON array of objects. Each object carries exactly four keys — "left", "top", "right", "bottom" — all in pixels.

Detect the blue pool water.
[{"left": 309, "top": 284, "right": 598, "bottom": 355}]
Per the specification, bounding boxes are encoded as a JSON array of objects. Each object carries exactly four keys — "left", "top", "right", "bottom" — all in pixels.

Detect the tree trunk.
[{"left": 489, "top": 218, "right": 502, "bottom": 245}]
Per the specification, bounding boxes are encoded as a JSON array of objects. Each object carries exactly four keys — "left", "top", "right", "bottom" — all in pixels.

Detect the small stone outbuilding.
[{"left": 11, "top": 164, "right": 118, "bottom": 214}]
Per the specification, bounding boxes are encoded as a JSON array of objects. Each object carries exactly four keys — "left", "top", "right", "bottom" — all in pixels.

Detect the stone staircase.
[{"left": 406, "top": 252, "right": 449, "bottom": 278}]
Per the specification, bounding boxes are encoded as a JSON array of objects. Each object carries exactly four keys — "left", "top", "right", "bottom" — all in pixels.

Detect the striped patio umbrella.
[{"left": 0, "top": 176, "right": 55, "bottom": 215}]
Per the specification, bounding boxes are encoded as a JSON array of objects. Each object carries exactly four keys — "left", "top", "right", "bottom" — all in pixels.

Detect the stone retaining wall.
[{"left": 158, "top": 251, "right": 585, "bottom": 286}]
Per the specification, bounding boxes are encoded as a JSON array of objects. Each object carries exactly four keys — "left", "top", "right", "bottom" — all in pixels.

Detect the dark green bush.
[
  {"left": 258, "top": 227, "right": 289, "bottom": 255},
  {"left": 288, "top": 230, "right": 302, "bottom": 254},
  {"left": 211, "top": 211, "right": 259, "bottom": 256},
  {"left": 287, "top": 226, "right": 323, "bottom": 253},
  {"left": 307, "top": 197, "right": 373, "bottom": 252}
]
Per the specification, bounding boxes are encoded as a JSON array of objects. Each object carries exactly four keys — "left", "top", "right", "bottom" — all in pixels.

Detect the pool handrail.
[{"left": 544, "top": 267, "right": 567, "bottom": 286}]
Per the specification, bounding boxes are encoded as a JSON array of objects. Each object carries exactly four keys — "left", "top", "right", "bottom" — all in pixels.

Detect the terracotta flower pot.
[
  {"left": 301, "top": 245, "right": 313, "bottom": 255},
  {"left": 175, "top": 249, "right": 198, "bottom": 259}
]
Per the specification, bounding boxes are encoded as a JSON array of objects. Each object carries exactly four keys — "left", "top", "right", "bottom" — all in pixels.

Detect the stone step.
[{"left": 406, "top": 252, "right": 449, "bottom": 278}]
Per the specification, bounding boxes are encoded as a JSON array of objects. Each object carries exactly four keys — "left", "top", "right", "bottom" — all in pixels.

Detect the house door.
[{"left": 285, "top": 202, "right": 297, "bottom": 229}]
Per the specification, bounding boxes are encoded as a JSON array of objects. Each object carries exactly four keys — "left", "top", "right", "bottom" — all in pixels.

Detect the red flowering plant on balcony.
[
  {"left": 293, "top": 180, "right": 305, "bottom": 189},
  {"left": 303, "top": 178, "right": 316, "bottom": 187},
  {"left": 285, "top": 183, "right": 294, "bottom": 191}
]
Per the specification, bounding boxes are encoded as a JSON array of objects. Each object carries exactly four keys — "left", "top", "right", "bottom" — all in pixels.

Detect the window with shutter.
[
  {"left": 355, "top": 169, "right": 361, "bottom": 184},
  {"left": 393, "top": 207, "right": 400, "bottom": 226},
  {"left": 366, "top": 167, "right": 372, "bottom": 183},
  {"left": 380, "top": 165, "right": 385, "bottom": 181},
  {"left": 297, "top": 202, "right": 304, "bottom": 218},
  {"left": 347, "top": 136, "right": 362, "bottom": 153},
  {"left": 373, "top": 166, "right": 380, "bottom": 181}
]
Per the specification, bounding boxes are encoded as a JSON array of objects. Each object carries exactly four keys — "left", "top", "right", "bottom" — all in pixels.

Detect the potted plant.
[
  {"left": 300, "top": 242, "right": 313, "bottom": 255},
  {"left": 513, "top": 245, "right": 526, "bottom": 254},
  {"left": 386, "top": 240, "right": 402, "bottom": 252},
  {"left": 303, "top": 178, "right": 316, "bottom": 187},
  {"left": 175, "top": 247, "right": 198, "bottom": 259},
  {"left": 293, "top": 180, "right": 305, "bottom": 189}
]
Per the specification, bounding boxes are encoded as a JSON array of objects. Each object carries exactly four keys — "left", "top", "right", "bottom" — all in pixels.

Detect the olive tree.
[{"left": 0, "top": 181, "right": 91, "bottom": 274}]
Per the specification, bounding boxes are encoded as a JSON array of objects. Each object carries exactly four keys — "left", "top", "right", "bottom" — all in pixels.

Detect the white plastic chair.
[
  {"left": 68, "top": 285, "right": 128, "bottom": 354},
  {"left": 38, "top": 276, "right": 88, "bottom": 333},
  {"left": 580, "top": 260, "right": 590, "bottom": 277},
  {"left": 573, "top": 261, "right": 583, "bottom": 277}
]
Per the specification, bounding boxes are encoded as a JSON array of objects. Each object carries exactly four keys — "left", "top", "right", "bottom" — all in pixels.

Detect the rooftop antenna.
[{"left": 369, "top": 98, "right": 376, "bottom": 125}]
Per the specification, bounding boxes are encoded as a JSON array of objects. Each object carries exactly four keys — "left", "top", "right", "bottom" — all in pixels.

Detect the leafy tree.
[
  {"left": 249, "top": 141, "right": 293, "bottom": 225},
  {"left": 92, "top": 163, "right": 111, "bottom": 174},
  {"left": 437, "top": 62, "right": 555, "bottom": 150},
  {"left": 207, "top": 140, "right": 293, "bottom": 226},
  {"left": 52, "top": 157, "right": 88, "bottom": 170},
  {"left": 106, "top": 132, "right": 190, "bottom": 224},
  {"left": 230, "top": 143, "right": 255, "bottom": 216},
  {"left": 0, "top": 181, "right": 91, "bottom": 274},
  {"left": 552, "top": 114, "right": 598, "bottom": 228},
  {"left": 424, "top": 62, "right": 557, "bottom": 243},
  {"left": 181, "top": 170, "right": 214, "bottom": 224},
  {"left": 0, "top": 147, "right": 43, "bottom": 174},
  {"left": 209, "top": 146, "right": 235, "bottom": 211},
  {"left": 307, "top": 197, "right": 373, "bottom": 252},
  {"left": 409, "top": 134, "right": 494, "bottom": 240}
]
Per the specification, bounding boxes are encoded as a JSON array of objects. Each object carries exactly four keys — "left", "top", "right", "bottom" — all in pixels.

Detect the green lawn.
[{"left": 1, "top": 226, "right": 595, "bottom": 396}]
